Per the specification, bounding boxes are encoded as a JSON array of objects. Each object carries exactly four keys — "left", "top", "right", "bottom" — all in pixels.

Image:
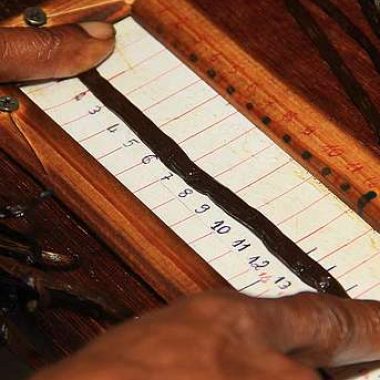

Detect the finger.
[
  {"left": 252, "top": 293, "right": 380, "bottom": 368},
  {"left": 0, "top": 22, "right": 115, "bottom": 82},
  {"left": 257, "top": 352, "right": 321, "bottom": 380}
]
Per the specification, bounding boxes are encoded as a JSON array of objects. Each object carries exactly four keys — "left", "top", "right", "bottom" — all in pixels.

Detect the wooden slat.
[{"left": 0, "top": 0, "right": 134, "bottom": 27}]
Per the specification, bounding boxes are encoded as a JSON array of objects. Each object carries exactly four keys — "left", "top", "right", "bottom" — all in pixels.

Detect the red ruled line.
[
  {"left": 258, "top": 175, "right": 312, "bottom": 209},
  {"left": 188, "top": 231, "right": 213, "bottom": 245},
  {"left": 79, "top": 128, "right": 108, "bottom": 143},
  {"left": 295, "top": 209, "right": 348, "bottom": 244},
  {"left": 108, "top": 48, "right": 166, "bottom": 81},
  {"left": 151, "top": 197, "right": 175, "bottom": 211},
  {"left": 96, "top": 147, "right": 123, "bottom": 161},
  {"left": 61, "top": 111, "right": 90, "bottom": 127},
  {"left": 115, "top": 161, "right": 143, "bottom": 177},
  {"left": 133, "top": 179, "right": 161, "bottom": 194},
  {"left": 125, "top": 63, "right": 182, "bottom": 96},
  {"left": 169, "top": 213, "right": 197, "bottom": 228},
  {"left": 143, "top": 80, "right": 201, "bottom": 112},
  {"left": 118, "top": 34, "right": 149, "bottom": 50},
  {"left": 44, "top": 92, "right": 88, "bottom": 112},
  {"left": 337, "top": 251, "right": 379, "bottom": 279},
  {"left": 227, "top": 268, "right": 250, "bottom": 281},
  {"left": 159, "top": 94, "right": 219, "bottom": 128},
  {"left": 277, "top": 193, "right": 330, "bottom": 226},
  {"left": 214, "top": 144, "right": 274, "bottom": 178},
  {"left": 195, "top": 125, "right": 255, "bottom": 163},
  {"left": 355, "top": 280, "right": 380, "bottom": 299},
  {"left": 257, "top": 289, "right": 270, "bottom": 298},
  {"left": 236, "top": 160, "right": 292, "bottom": 194},
  {"left": 208, "top": 250, "right": 233, "bottom": 263},
  {"left": 27, "top": 81, "right": 57, "bottom": 94},
  {"left": 179, "top": 112, "right": 237, "bottom": 145},
  {"left": 318, "top": 229, "right": 372, "bottom": 262}
]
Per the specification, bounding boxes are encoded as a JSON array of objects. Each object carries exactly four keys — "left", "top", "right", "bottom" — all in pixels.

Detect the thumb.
[
  {"left": 255, "top": 293, "right": 380, "bottom": 368},
  {"left": 0, "top": 22, "right": 115, "bottom": 82}
]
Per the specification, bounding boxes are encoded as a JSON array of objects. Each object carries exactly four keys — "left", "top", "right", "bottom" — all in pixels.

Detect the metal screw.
[
  {"left": 0, "top": 322, "right": 9, "bottom": 346},
  {"left": 24, "top": 7, "right": 47, "bottom": 27},
  {"left": 0, "top": 96, "right": 19, "bottom": 112}
]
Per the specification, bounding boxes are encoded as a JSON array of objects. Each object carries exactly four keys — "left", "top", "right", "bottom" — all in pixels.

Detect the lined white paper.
[{"left": 22, "top": 18, "right": 380, "bottom": 379}]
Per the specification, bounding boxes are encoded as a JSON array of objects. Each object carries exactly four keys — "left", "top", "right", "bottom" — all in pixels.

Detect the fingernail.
[{"left": 79, "top": 22, "right": 115, "bottom": 40}]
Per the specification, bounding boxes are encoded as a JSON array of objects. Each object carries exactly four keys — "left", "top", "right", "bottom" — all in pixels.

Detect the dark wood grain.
[
  {"left": 188, "top": 0, "right": 380, "bottom": 154},
  {"left": 0, "top": 0, "right": 43, "bottom": 20},
  {"left": 0, "top": 149, "right": 164, "bottom": 365}
]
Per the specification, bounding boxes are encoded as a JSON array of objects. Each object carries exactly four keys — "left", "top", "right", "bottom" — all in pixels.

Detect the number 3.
[{"left": 195, "top": 204, "right": 210, "bottom": 214}]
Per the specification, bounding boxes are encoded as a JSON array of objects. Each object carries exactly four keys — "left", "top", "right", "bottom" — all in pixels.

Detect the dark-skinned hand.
[{"left": 31, "top": 291, "right": 380, "bottom": 380}]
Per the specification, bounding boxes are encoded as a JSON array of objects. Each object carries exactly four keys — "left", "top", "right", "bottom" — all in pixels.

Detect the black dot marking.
[
  {"left": 358, "top": 191, "right": 377, "bottom": 214},
  {"left": 340, "top": 183, "right": 351, "bottom": 192},
  {"left": 261, "top": 116, "right": 271, "bottom": 125},
  {"left": 321, "top": 167, "right": 332, "bottom": 176},
  {"left": 301, "top": 151, "right": 312, "bottom": 160},
  {"left": 207, "top": 69, "right": 216, "bottom": 78},
  {"left": 189, "top": 53, "right": 198, "bottom": 63},
  {"left": 227, "top": 85, "right": 236, "bottom": 95},
  {"left": 246, "top": 102, "right": 254, "bottom": 110},
  {"left": 282, "top": 134, "right": 291, "bottom": 144}
]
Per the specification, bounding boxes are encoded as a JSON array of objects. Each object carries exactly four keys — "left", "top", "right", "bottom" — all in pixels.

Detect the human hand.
[
  {"left": 0, "top": 21, "right": 115, "bottom": 82},
  {"left": 31, "top": 291, "right": 380, "bottom": 380}
]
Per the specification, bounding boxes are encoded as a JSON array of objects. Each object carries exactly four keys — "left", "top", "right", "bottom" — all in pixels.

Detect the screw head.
[
  {"left": 0, "top": 323, "right": 8, "bottom": 346},
  {"left": 0, "top": 96, "right": 19, "bottom": 112},
  {"left": 24, "top": 7, "right": 47, "bottom": 27}
]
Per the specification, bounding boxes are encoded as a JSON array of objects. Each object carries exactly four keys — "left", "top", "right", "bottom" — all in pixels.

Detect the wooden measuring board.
[
  {"left": 2, "top": 1, "right": 379, "bottom": 229},
  {"left": 0, "top": 1, "right": 380, "bottom": 376},
  {"left": 20, "top": 17, "right": 380, "bottom": 299}
]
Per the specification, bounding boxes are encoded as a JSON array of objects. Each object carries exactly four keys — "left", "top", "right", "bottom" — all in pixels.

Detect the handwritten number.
[
  {"left": 107, "top": 124, "right": 119, "bottom": 133},
  {"left": 142, "top": 154, "right": 157, "bottom": 164},
  {"left": 232, "top": 239, "right": 251, "bottom": 252},
  {"left": 161, "top": 173, "right": 174, "bottom": 181},
  {"left": 123, "top": 139, "right": 140, "bottom": 148},
  {"left": 275, "top": 277, "right": 292, "bottom": 290},
  {"left": 248, "top": 256, "right": 269, "bottom": 270},
  {"left": 89, "top": 105, "right": 102, "bottom": 115},
  {"left": 211, "top": 220, "right": 231, "bottom": 234},
  {"left": 195, "top": 204, "right": 210, "bottom": 214},
  {"left": 178, "top": 189, "right": 193, "bottom": 198},
  {"left": 75, "top": 91, "right": 87, "bottom": 101}
]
